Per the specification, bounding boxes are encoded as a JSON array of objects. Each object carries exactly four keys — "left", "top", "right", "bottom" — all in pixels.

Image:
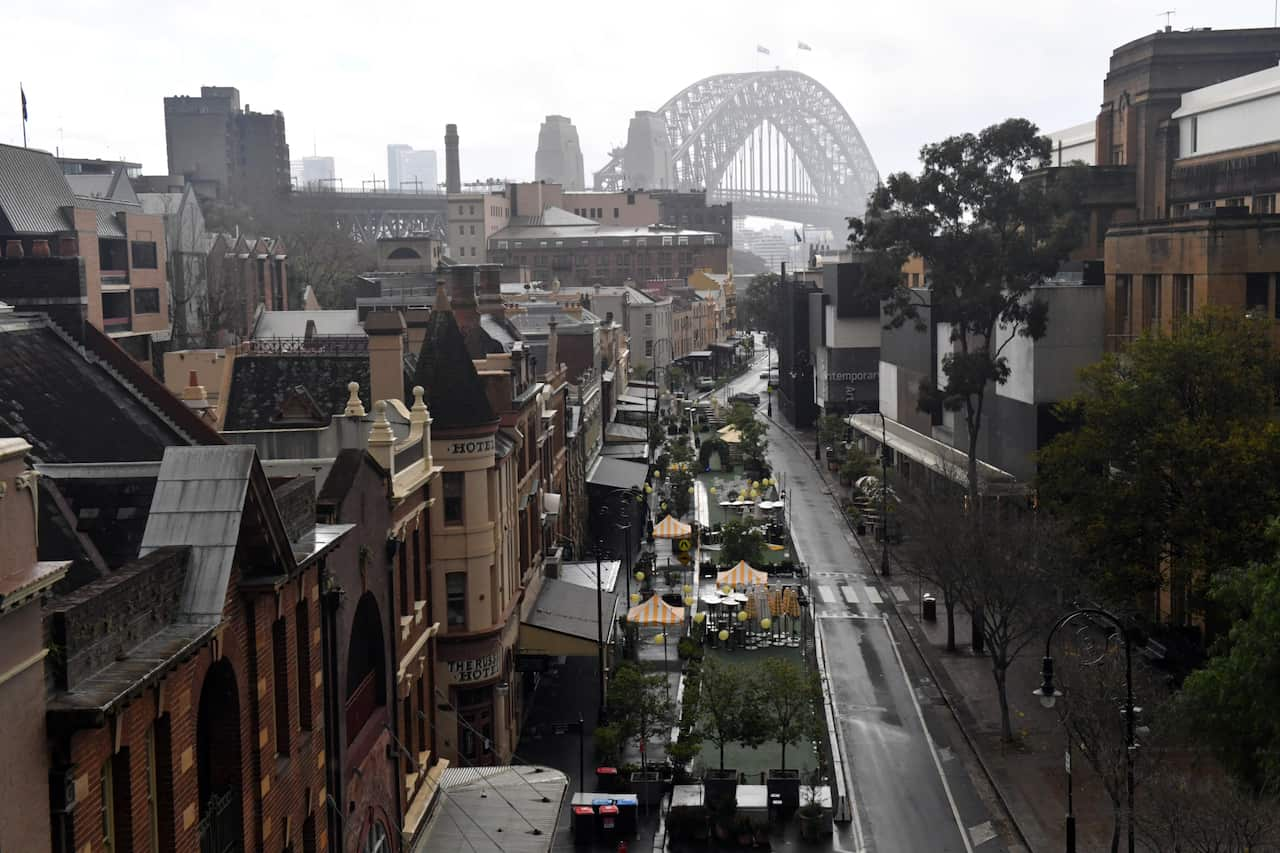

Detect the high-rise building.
[
  {"left": 163, "top": 86, "right": 290, "bottom": 211},
  {"left": 535, "top": 115, "right": 585, "bottom": 190},
  {"left": 301, "top": 155, "right": 336, "bottom": 188},
  {"left": 388, "top": 143, "right": 439, "bottom": 193}
]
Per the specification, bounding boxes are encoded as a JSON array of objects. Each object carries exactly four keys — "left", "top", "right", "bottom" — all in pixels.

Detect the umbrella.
[
  {"left": 716, "top": 560, "right": 768, "bottom": 587},
  {"left": 627, "top": 595, "right": 685, "bottom": 625},
  {"left": 653, "top": 514, "right": 693, "bottom": 539}
]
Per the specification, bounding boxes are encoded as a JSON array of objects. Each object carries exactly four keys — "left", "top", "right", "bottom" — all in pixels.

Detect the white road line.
[
  {"left": 883, "top": 614, "right": 975, "bottom": 853},
  {"left": 840, "top": 585, "right": 859, "bottom": 605},
  {"left": 818, "top": 585, "right": 836, "bottom": 604},
  {"left": 864, "top": 586, "right": 883, "bottom": 604},
  {"left": 892, "top": 585, "right": 910, "bottom": 602}
]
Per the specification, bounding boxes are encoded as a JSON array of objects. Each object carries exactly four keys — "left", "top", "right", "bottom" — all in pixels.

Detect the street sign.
[
  {"left": 676, "top": 552, "right": 692, "bottom": 565},
  {"left": 1065, "top": 750, "right": 1071, "bottom": 774},
  {"left": 678, "top": 538, "right": 692, "bottom": 552}
]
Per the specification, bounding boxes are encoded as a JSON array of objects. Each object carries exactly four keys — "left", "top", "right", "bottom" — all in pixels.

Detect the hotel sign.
[{"left": 447, "top": 652, "right": 500, "bottom": 684}]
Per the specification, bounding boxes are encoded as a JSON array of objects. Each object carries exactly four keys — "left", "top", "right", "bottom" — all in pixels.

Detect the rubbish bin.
[
  {"left": 597, "top": 804, "right": 619, "bottom": 837},
  {"left": 614, "top": 797, "right": 638, "bottom": 837},
  {"left": 922, "top": 594, "right": 937, "bottom": 622},
  {"left": 595, "top": 766, "right": 618, "bottom": 791},
  {"left": 571, "top": 806, "right": 595, "bottom": 844}
]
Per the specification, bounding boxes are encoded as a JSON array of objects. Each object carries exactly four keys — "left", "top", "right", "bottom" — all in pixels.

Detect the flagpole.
[{"left": 21, "top": 83, "right": 27, "bottom": 148}]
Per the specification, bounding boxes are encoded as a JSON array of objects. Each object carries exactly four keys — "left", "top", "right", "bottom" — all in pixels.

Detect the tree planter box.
[
  {"left": 630, "top": 771, "right": 663, "bottom": 807},
  {"left": 766, "top": 769, "right": 801, "bottom": 811},
  {"left": 702, "top": 768, "right": 738, "bottom": 805}
]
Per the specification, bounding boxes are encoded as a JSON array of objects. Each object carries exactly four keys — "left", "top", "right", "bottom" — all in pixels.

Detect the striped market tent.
[
  {"left": 626, "top": 595, "right": 686, "bottom": 625},
  {"left": 716, "top": 560, "right": 768, "bottom": 587},
  {"left": 652, "top": 514, "right": 693, "bottom": 539}
]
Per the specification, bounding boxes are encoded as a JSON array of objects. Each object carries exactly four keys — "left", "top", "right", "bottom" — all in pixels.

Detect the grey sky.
[{"left": 2, "top": 0, "right": 1276, "bottom": 193}]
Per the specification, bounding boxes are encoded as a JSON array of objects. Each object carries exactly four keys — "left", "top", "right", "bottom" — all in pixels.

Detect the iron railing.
[
  {"left": 197, "top": 788, "right": 242, "bottom": 853},
  {"left": 244, "top": 335, "right": 369, "bottom": 355}
]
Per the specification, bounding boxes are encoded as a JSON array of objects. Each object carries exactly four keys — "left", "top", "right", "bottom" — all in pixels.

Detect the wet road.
[{"left": 712, "top": 349, "right": 1006, "bottom": 853}]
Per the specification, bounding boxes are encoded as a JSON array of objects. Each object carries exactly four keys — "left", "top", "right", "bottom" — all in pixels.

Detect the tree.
[
  {"left": 726, "top": 403, "right": 768, "bottom": 473},
  {"left": 607, "top": 661, "right": 675, "bottom": 771},
  {"left": 962, "top": 507, "right": 1070, "bottom": 742},
  {"left": 1137, "top": 759, "right": 1280, "bottom": 853},
  {"left": 1038, "top": 309, "right": 1280, "bottom": 622},
  {"left": 849, "top": 118, "right": 1086, "bottom": 504},
  {"left": 816, "top": 414, "right": 847, "bottom": 457},
  {"left": 757, "top": 658, "right": 819, "bottom": 770},
  {"left": 1179, "top": 521, "right": 1280, "bottom": 791},
  {"left": 738, "top": 272, "right": 784, "bottom": 340},
  {"left": 898, "top": 479, "right": 972, "bottom": 652},
  {"left": 720, "top": 519, "right": 765, "bottom": 566},
  {"left": 696, "top": 658, "right": 766, "bottom": 770}
]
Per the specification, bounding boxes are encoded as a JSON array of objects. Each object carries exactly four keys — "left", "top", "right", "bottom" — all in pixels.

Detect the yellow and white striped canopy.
[
  {"left": 716, "top": 560, "right": 768, "bottom": 587},
  {"left": 627, "top": 595, "right": 686, "bottom": 625},
  {"left": 653, "top": 514, "right": 693, "bottom": 539}
]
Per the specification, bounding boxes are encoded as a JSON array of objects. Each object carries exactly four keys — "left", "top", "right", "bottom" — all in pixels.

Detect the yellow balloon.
[
  {"left": 737, "top": 610, "right": 749, "bottom": 622},
  {"left": 635, "top": 571, "right": 646, "bottom": 581},
  {"left": 760, "top": 617, "right": 772, "bottom": 630},
  {"left": 684, "top": 596, "right": 694, "bottom": 606},
  {"left": 652, "top": 469, "right": 660, "bottom": 478},
  {"left": 718, "top": 629, "right": 730, "bottom": 642},
  {"left": 654, "top": 634, "right": 666, "bottom": 645},
  {"left": 709, "top": 487, "right": 718, "bottom": 495},
  {"left": 694, "top": 612, "right": 707, "bottom": 624},
  {"left": 688, "top": 486, "right": 695, "bottom": 494},
  {"left": 722, "top": 586, "right": 732, "bottom": 595},
  {"left": 683, "top": 584, "right": 693, "bottom": 594},
  {"left": 645, "top": 484, "right": 653, "bottom": 493},
  {"left": 630, "top": 593, "right": 640, "bottom": 604}
]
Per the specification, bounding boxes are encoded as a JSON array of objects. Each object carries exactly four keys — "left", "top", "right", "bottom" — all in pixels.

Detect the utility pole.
[{"left": 878, "top": 412, "right": 890, "bottom": 576}]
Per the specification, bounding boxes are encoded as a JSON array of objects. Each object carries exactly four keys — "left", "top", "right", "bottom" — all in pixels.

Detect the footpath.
[{"left": 767, "top": 415, "right": 1120, "bottom": 853}]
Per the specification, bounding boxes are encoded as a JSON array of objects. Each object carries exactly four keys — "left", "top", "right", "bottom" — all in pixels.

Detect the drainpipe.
[
  {"left": 386, "top": 536, "right": 406, "bottom": 838},
  {"left": 320, "top": 559, "right": 345, "bottom": 847}
]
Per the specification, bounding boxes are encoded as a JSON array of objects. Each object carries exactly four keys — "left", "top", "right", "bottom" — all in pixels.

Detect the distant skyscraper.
[
  {"left": 535, "top": 115, "right": 585, "bottom": 190},
  {"left": 387, "top": 144, "right": 438, "bottom": 192},
  {"left": 301, "top": 155, "right": 335, "bottom": 188}
]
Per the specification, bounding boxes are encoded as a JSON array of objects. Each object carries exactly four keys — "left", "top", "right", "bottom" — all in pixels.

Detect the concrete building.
[
  {"left": 388, "top": 144, "right": 439, "bottom": 193},
  {"left": 447, "top": 191, "right": 510, "bottom": 262},
  {"left": 138, "top": 184, "right": 213, "bottom": 349},
  {"left": 300, "top": 155, "right": 336, "bottom": 189},
  {"left": 809, "top": 254, "right": 882, "bottom": 418},
  {"left": 1045, "top": 121, "right": 1097, "bottom": 166},
  {"left": 622, "top": 111, "right": 674, "bottom": 190},
  {"left": 535, "top": 116, "right": 585, "bottom": 190},
  {"left": 164, "top": 86, "right": 290, "bottom": 211},
  {"left": 0, "top": 144, "right": 172, "bottom": 366}
]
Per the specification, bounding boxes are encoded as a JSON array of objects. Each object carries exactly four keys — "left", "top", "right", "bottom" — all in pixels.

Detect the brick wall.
[{"left": 0, "top": 256, "right": 89, "bottom": 336}]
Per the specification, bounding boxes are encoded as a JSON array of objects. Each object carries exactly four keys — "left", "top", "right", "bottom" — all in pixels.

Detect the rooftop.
[
  {"left": 1172, "top": 62, "right": 1280, "bottom": 119},
  {"left": 412, "top": 294, "right": 498, "bottom": 431},
  {"left": 0, "top": 143, "right": 78, "bottom": 235},
  {"left": 252, "top": 309, "right": 363, "bottom": 339},
  {"left": 222, "top": 353, "right": 372, "bottom": 431}
]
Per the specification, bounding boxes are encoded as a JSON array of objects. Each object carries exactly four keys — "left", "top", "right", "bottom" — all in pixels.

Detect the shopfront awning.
[
  {"left": 653, "top": 514, "right": 693, "bottom": 539},
  {"left": 520, "top": 577, "right": 619, "bottom": 656},
  {"left": 601, "top": 443, "right": 648, "bottom": 461},
  {"left": 586, "top": 457, "right": 650, "bottom": 491},
  {"left": 846, "top": 414, "right": 1025, "bottom": 495}
]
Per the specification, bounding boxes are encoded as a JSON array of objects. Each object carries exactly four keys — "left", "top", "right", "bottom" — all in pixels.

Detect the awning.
[
  {"left": 653, "top": 514, "right": 693, "bottom": 539},
  {"left": 605, "top": 422, "right": 647, "bottom": 443},
  {"left": 717, "top": 560, "right": 768, "bottom": 587},
  {"left": 847, "top": 414, "right": 1025, "bottom": 495},
  {"left": 586, "top": 457, "right": 650, "bottom": 491},
  {"left": 717, "top": 425, "right": 742, "bottom": 444},
  {"left": 627, "top": 595, "right": 685, "bottom": 625},
  {"left": 521, "top": 577, "right": 619, "bottom": 655},
  {"left": 601, "top": 443, "right": 648, "bottom": 461},
  {"left": 688, "top": 350, "right": 713, "bottom": 358},
  {"left": 543, "top": 492, "right": 561, "bottom": 516}
]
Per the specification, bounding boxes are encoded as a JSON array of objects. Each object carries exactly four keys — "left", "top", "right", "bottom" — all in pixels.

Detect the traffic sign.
[
  {"left": 678, "top": 538, "right": 692, "bottom": 552},
  {"left": 676, "top": 552, "right": 692, "bottom": 565}
]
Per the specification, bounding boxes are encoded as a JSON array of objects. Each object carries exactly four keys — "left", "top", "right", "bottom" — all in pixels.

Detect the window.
[
  {"left": 471, "top": 246, "right": 477, "bottom": 257},
  {"left": 1256, "top": 194, "right": 1275, "bottom": 215},
  {"left": 446, "top": 572, "right": 467, "bottom": 627},
  {"left": 911, "top": 273, "right": 920, "bottom": 288},
  {"left": 645, "top": 340, "right": 654, "bottom": 357},
  {"left": 1190, "top": 116, "right": 1199, "bottom": 154},
  {"left": 101, "top": 759, "right": 115, "bottom": 852},
  {"left": 469, "top": 225, "right": 476, "bottom": 235},
  {"left": 1246, "top": 272, "right": 1269, "bottom": 313},
  {"left": 677, "top": 236, "right": 689, "bottom": 246},
  {"left": 1198, "top": 200, "right": 1213, "bottom": 210},
  {"left": 1173, "top": 274, "right": 1193, "bottom": 320},
  {"left": 134, "top": 288, "right": 160, "bottom": 314},
  {"left": 1112, "top": 145, "right": 1125, "bottom": 166},
  {"left": 703, "top": 237, "right": 715, "bottom": 246},
  {"left": 1171, "top": 203, "right": 1188, "bottom": 218},
  {"left": 1115, "top": 274, "right": 1132, "bottom": 335},
  {"left": 1142, "top": 274, "right": 1161, "bottom": 330},
  {"left": 1224, "top": 197, "right": 1246, "bottom": 209},
  {"left": 469, "top": 204, "right": 475, "bottom": 215},
  {"left": 662, "top": 236, "right": 673, "bottom": 246},
  {"left": 498, "top": 240, "right": 508, "bottom": 250},
  {"left": 131, "top": 241, "right": 158, "bottom": 269},
  {"left": 443, "top": 472, "right": 464, "bottom": 525},
  {"left": 644, "top": 312, "right": 653, "bottom": 327},
  {"left": 273, "top": 617, "right": 291, "bottom": 755},
  {"left": 458, "top": 225, "right": 465, "bottom": 236},
  {"left": 613, "top": 207, "right": 619, "bottom": 218},
  {"left": 296, "top": 599, "right": 312, "bottom": 730}
]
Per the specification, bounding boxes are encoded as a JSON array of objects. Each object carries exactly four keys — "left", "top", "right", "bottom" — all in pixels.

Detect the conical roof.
[{"left": 411, "top": 295, "right": 497, "bottom": 431}]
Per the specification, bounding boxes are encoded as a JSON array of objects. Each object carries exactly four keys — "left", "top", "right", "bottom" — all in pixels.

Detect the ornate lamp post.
[{"left": 1034, "top": 608, "right": 1142, "bottom": 853}]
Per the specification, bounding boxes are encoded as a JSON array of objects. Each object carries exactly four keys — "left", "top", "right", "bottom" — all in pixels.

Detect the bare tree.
[
  {"left": 897, "top": 477, "right": 973, "bottom": 652},
  {"left": 1138, "top": 758, "right": 1280, "bottom": 853},
  {"left": 961, "top": 507, "right": 1068, "bottom": 743}
]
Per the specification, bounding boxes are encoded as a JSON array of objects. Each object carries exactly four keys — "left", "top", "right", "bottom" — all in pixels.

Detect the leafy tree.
[
  {"left": 739, "top": 272, "right": 783, "bottom": 340},
  {"left": 1179, "top": 521, "right": 1280, "bottom": 791},
  {"left": 607, "top": 661, "right": 675, "bottom": 770},
  {"left": 726, "top": 403, "right": 768, "bottom": 473},
  {"left": 720, "top": 519, "right": 765, "bottom": 566},
  {"left": 757, "top": 658, "right": 819, "bottom": 770},
  {"left": 816, "top": 414, "right": 847, "bottom": 456},
  {"left": 1038, "top": 309, "right": 1280, "bottom": 622},
  {"left": 849, "top": 118, "right": 1086, "bottom": 504},
  {"left": 696, "top": 659, "right": 766, "bottom": 770}
]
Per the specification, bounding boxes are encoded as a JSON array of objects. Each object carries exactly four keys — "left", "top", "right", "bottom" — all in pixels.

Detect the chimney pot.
[
  {"left": 4, "top": 240, "right": 24, "bottom": 259},
  {"left": 31, "top": 239, "right": 51, "bottom": 259}
]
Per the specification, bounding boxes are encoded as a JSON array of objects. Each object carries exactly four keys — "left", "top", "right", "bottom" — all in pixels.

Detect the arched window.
[
  {"left": 387, "top": 247, "right": 422, "bottom": 260},
  {"left": 345, "top": 593, "right": 387, "bottom": 745}
]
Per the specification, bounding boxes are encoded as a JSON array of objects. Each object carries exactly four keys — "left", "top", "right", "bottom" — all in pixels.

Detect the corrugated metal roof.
[
  {"left": 88, "top": 199, "right": 135, "bottom": 238},
  {"left": 524, "top": 576, "right": 619, "bottom": 641},
  {"left": 252, "top": 309, "right": 362, "bottom": 338},
  {"left": 140, "top": 446, "right": 255, "bottom": 625},
  {"left": 0, "top": 143, "right": 77, "bottom": 234}
]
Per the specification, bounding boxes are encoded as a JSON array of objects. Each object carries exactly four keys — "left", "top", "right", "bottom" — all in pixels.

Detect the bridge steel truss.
[
  {"left": 285, "top": 190, "right": 449, "bottom": 244},
  {"left": 595, "top": 70, "right": 879, "bottom": 229}
]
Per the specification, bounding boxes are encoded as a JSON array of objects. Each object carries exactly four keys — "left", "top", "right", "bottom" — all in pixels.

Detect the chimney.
[
  {"left": 445, "top": 123, "right": 461, "bottom": 194},
  {"left": 364, "top": 311, "right": 407, "bottom": 408},
  {"left": 404, "top": 308, "right": 431, "bottom": 354},
  {"left": 477, "top": 266, "right": 504, "bottom": 319},
  {"left": 546, "top": 318, "right": 559, "bottom": 382},
  {"left": 180, "top": 370, "right": 214, "bottom": 419},
  {"left": 447, "top": 268, "right": 479, "bottom": 330}
]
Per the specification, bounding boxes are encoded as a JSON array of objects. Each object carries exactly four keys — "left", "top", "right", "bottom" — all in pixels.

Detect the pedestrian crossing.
[{"left": 813, "top": 580, "right": 910, "bottom": 611}]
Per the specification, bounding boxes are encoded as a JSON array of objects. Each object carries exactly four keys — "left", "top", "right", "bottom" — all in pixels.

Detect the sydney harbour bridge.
[{"left": 594, "top": 70, "right": 879, "bottom": 230}]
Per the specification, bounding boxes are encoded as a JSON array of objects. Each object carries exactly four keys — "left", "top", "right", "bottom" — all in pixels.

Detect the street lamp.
[{"left": 1034, "top": 608, "right": 1142, "bottom": 853}]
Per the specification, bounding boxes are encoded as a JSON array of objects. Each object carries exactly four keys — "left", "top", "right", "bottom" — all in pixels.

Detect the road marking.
[
  {"left": 891, "top": 585, "right": 909, "bottom": 602},
  {"left": 968, "top": 821, "right": 997, "bottom": 846},
  {"left": 840, "top": 585, "right": 859, "bottom": 605},
  {"left": 863, "top": 586, "right": 883, "bottom": 604},
  {"left": 817, "top": 614, "right": 884, "bottom": 621},
  {"left": 883, "top": 614, "right": 975, "bottom": 853},
  {"left": 818, "top": 585, "right": 836, "bottom": 604}
]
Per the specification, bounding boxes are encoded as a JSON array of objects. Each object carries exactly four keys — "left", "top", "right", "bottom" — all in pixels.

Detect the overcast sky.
[{"left": 2, "top": 0, "right": 1276, "bottom": 192}]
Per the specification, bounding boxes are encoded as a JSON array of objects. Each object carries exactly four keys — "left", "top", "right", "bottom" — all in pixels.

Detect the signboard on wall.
[
  {"left": 822, "top": 347, "right": 880, "bottom": 412},
  {"left": 446, "top": 651, "right": 500, "bottom": 684}
]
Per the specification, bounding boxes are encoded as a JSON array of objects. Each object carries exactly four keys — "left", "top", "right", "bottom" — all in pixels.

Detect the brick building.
[{"left": 207, "top": 231, "right": 290, "bottom": 342}]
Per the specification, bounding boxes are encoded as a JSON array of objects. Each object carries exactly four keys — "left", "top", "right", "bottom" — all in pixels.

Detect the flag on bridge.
[
  {"left": 757, "top": 45, "right": 770, "bottom": 55},
  {"left": 794, "top": 228, "right": 803, "bottom": 243},
  {"left": 798, "top": 41, "right": 812, "bottom": 51}
]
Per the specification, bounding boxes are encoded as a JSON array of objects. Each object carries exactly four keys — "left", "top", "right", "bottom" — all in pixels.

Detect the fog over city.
[{"left": 2, "top": 0, "right": 1274, "bottom": 185}]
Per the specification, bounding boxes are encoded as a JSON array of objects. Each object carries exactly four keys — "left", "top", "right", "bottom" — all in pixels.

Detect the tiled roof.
[
  {"left": 0, "top": 144, "right": 76, "bottom": 235},
  {"left": 411, "top": 304, "right": 497, "bottom": 431},
  {"left": 222, "top": 353, "right": 371, "bottom": 431},
  {"left": 0, "top": 315, "right": 187, "bottom": 462}
]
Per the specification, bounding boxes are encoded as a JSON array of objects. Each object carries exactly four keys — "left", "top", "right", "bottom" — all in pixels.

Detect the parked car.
[
  {"left": 730, "top": 392, "right": 761, "bottom": 407},
  {"left": 697, "top": 377, "right": 715, "bottom": 391}
]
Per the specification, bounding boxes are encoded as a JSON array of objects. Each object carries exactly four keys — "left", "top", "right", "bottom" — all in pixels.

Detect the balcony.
[
  {"left": 100, "top": 271, "right": 129, "bottom": 288},
  {"left": 197, "top": 788, "right": 242, "bottom": 853}
]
